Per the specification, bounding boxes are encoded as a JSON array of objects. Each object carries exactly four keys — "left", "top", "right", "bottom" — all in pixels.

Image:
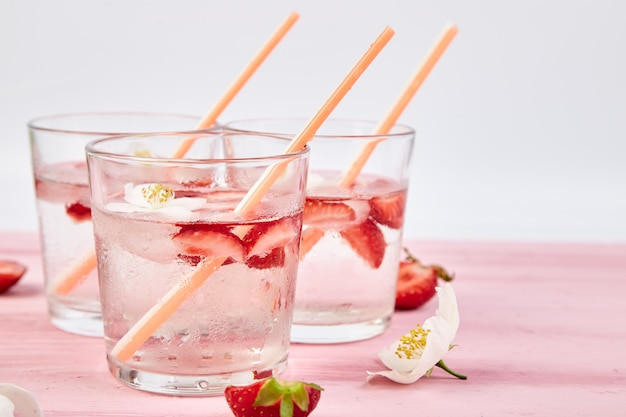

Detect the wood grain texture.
[{"left": 1, "top": 232, "right": 625, "bottom": 416}]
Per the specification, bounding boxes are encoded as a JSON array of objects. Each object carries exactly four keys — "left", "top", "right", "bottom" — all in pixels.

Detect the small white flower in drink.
[
  {"left": 367, "top": 284, "right": 467, "bottom": 384},
  {"left": 106, "top": 183, "right": 206, "bottom": 218}
]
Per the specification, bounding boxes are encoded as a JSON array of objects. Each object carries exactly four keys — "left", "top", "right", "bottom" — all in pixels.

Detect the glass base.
[
  {"left": 107, "top": 355, "right": 288, "bottom": 396},
  {"left": 49, "top": 303, "right": 103, "bottom": 337},
  {"left": 290, "top": 315, "right": 391, "bottom": 344}
]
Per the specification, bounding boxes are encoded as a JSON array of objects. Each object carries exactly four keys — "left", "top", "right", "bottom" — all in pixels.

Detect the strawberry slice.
[
  {"left": 339, "top": 218, "right": 386, "bottom": 269},
  {"left": 65, "top": 201, "right": 92, "bottom": 223},
  {"left": 368, "top": 191, "right": 406, "bottom": 229},
  {"left": 244, "top": 216, "right": 299, "bottom": 258},
  {"left": 395, "top": 248, "right": 454, "bottom": 310},
  {"left": 172, "top": 224, "right": 245, "bottom": 263},
  {"left": 247, "top": 247, "right": 286, "bottom": 270},
  {"left": 224, "top": 377, "right": 323, "bottom": 417},
  {"left": 0, "top": 260, "right": 27, "bottom": 294},
  {"left": 303, "top": 199, "right": 355, "bottom": 230}
]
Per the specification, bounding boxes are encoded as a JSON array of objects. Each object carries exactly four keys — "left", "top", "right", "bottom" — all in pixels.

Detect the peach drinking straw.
[
  {"left": 50, "top": 11, "right": 300, "bottom": 297},
  {"left": 340, "top": 23, "right": 458, "bottom": 187},
  {"left": 111, "top": 26, "right": 395, "bottom": 362},
  {"left": 300, "top": 23, "right": 458, "bottom": 259}
]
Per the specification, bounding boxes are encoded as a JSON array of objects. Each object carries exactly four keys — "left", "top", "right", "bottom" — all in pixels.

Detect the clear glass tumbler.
[
  {"left": 86, "top": 130, "right": 309, "bottom": 395},
  {"left": 28, "top": 112, "right": 207, "bottom": 337},
  {"left": 223, "top": 118, "right": 415, "bottom": 343}
]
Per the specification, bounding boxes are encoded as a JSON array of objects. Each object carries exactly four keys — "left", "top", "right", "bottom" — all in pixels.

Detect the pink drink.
[
  {"left": 28, "top": 112, "right": 206, "bottom": 337},
  {"left": 221, "top": 118, "right": 416, "bottom": 344},
  {"left": 86, "top": 131, "right": 309, "bottom": 396},
  {"left": 292, "top": 172, "right": 407, "bottom": 342},
  {"left": 34, "top": 161, "right": 101, "bottom": 336},
  {"left": 93, "top": 187, "right": 302, "bottom": 395}
]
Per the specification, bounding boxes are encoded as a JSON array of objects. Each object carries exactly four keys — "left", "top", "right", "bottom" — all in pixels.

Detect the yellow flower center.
[
  {"left": 141, "top": 183, "right": 174, "bottom": 208},
  {"left": 395, "top": 325, "right": 431, "bottom": 360},
  {"left": 133, "top": 149, "right": 153, "bottom": 157}
]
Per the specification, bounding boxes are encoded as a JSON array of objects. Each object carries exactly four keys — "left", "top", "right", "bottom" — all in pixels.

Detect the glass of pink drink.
[
  {"left": 86, "top": 131, "right": 309, "bottom": 395},
  {"left": 28, "top": 112, "right": 207, "bottom": 337},
  {"left": 223, "top": 119, "right": 415, "bottom": 343}
]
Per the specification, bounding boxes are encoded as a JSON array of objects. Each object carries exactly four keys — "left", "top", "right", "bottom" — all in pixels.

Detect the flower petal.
[
  {"left": 419, "top": 317, "right": 454, "bottom": 372},
  {"left": 378, "top": 343, "right": 420, "bottom": 373},
  {"left": 435, "top": 284, "right": 459, "bottom": 340},
  {"left": 366, "top": 368, "right": 424, "bottom": 384},
  {"left": 123, "top": 183, "right": 151, "bottom": 208},
  {"left": 0, "top": 395, "right": 15, "bottom": 416},
  {"left": 0, "top": 384, "right": 44, "bottom": 417}
]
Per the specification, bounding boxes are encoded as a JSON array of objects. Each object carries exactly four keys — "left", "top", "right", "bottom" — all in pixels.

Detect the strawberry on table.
[
  {"left": 395, "top": 248, "right": 454, "bottom": 310},
  {"left": 0, "top": 261, "right": 27, "bottom": 294},
  {"left": 368, "top": 191, "right": 406, "bottom": 229},
  {"left": 340, "top": 218, "right": 386, "bottom": 269},
  {"left": 224, "top": 377, "right": 323, "bottom": 417}
]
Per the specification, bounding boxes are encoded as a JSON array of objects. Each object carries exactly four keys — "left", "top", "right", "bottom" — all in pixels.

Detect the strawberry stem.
[
  {"left": 432, "top": 265, "right": 455, "bottom": 282},
  {"left": 402, "top": 247, "right": 455, "bottom": 281},
  {"left": 402, "top": 247, "right": 419, "bottom": 262},
  {"left": 435, "top": 359, "right": 467, "bottom": 380}
]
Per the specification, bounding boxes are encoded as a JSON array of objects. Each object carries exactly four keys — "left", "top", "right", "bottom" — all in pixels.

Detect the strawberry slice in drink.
[
  {"left": 244, "top": 215, "right": 299, "bottom": 269},
  {"left": 340, "top": 218, "right": 386, "bottom": 269},
  {"left": 172, "top": 223, "right": 245, "bottom": 264},
  {"left": 247, "top": 246, "right": 286, "bottom": 269},
  {"left": 303, "top": 199, "right": 355, "bottom": 230},
  {"left": 368, "top": 191, "right": 406, "bottom": 229},
  {"left": 65, "top": 201, "right": 92, "bottom": 223}
]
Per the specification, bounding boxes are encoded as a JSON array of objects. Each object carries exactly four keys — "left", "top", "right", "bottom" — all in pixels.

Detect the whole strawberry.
[
  {"left": 395, "top": 248, "right": 454, "bottom": 310},
  {"left": 224, "top": 377, "right": 323, "bottom": 417}
]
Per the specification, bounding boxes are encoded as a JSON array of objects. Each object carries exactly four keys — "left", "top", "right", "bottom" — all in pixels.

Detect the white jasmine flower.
[
  {"left": 367, "top": 284, "right": 466, "bottom": 384},
  {"left": 106, "top": 183, "right": 206, "bottom": 218},
  {"left": 0, "top": 384, "right": 44, "bottom": 417}
]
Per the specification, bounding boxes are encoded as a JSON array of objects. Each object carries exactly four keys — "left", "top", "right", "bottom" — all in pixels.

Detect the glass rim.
[
  {"left": 222, "top": 117, "right": 415, "bottom": 139},
  {"left": 85, "top": 131, "right": 310, "bottom": 165},
  {"left": 27, "top": 111, "right": 213, "bottom": 136}
]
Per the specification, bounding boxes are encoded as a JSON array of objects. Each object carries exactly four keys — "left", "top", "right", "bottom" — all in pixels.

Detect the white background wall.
[{"left": 1, "top": 0, "right": 624, "bottom": 242}]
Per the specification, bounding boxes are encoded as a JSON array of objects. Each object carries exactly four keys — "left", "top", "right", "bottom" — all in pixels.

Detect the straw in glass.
[
  {"left": 51, "top": 11, "right": 300, "bottom": 296},
  {"left": 110, "top": 26, "right": 395, "bottom": 362},
  {"left": 300, "top": 23, "right": 458, "bottom": 260}
]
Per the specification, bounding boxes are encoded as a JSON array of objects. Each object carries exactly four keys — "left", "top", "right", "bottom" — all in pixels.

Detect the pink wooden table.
[{"left": 1, "top": 231, "right": 625, "bottom": 416}]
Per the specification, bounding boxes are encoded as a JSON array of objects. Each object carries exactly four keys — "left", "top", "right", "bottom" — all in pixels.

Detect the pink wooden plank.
[{"left": 1, "top": 232, "right": 625, "bottom": 416}]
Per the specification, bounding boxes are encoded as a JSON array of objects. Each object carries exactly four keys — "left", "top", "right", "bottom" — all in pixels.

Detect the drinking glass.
[
  {"left": 86, "top": 130, "right": 309, "bottom": 395},
  {"left": 223, "top": 118, "right": 415, "bottom": 343},
  {"left": 28, "top": 112, "right": 208, "bottom": 337}
]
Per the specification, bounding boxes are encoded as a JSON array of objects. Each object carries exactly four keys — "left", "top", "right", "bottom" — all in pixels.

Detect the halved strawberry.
[
  {"left": 368, "top": 191, "right": 406, "bottom": 229},
  {"left": 339, "top": 218, "right": 386, "bottom": 269},
  {"left": 395, "top": 248, "right": 454, "bottom": 310},
  {"left": 0, "top": 261, "right": 27, "bottom": 294},
  {"left": 247, "top": 247, "right": 286, "bottom": 270},
  {"left": 224, "top": 377, "right": 323, "bottom": 417},
  {"left": 303, "top": 199, "right": 355, "bottom": 230},
  {"left": 172, "top": 223, "right": 245, "bottom": 263},
  {"left": 65, "top": 201, "right": 92, "bottom": 223},
  {"left": 244, "top": 216, "right": 299, "bottom": 258}
]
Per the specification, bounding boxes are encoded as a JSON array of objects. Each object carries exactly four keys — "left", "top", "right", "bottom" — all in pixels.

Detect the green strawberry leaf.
[
  {"left": 280, "top": 394, "right": 294, "bottom": 417},
  {"left": 254, "top": 378, "right": 284, "bottom": 406}
]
